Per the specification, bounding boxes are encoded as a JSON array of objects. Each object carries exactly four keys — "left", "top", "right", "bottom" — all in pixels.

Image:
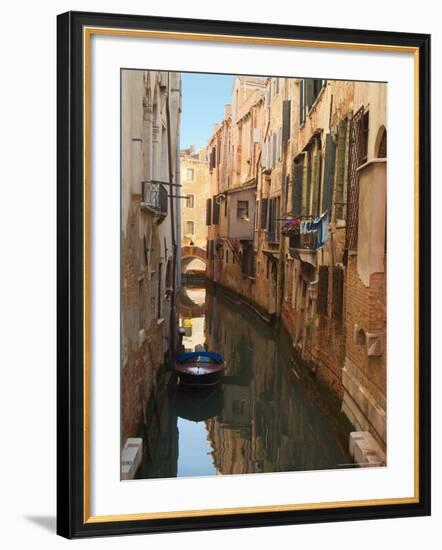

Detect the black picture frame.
[{"left": 57, "top": 10, "right": 431, "bottom": 539}]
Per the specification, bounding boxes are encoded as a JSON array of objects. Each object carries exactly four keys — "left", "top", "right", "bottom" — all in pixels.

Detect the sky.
[{"left": 180, "top": 72, "right": 235, "bottom": 152}]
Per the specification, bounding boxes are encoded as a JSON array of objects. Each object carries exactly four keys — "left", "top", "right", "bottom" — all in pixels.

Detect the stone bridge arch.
[{"left": 181, "top": 245, "right": 207, "bottom": 273}]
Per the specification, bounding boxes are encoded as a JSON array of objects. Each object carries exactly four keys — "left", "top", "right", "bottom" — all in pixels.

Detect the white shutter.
[{"left": 253, "top": 127, "right": 260, "bottom": 143}]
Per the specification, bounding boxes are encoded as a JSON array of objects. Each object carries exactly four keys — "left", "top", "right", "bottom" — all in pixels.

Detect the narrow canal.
[{"left": 136, "top": 283, "right": 352, "bottom": 479}]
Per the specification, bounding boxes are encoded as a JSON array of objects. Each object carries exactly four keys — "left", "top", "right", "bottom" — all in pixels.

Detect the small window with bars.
[
  {"left": 184, "top": 221, "right": 194, "bottom": 236},
  {"left": 237, "top": 200, "right": 249, "bottom": 221}
]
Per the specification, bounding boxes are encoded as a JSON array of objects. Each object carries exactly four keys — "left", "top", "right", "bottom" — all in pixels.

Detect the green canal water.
[{"left": 136, "top": 283, "right": 352, "bottom": 479}]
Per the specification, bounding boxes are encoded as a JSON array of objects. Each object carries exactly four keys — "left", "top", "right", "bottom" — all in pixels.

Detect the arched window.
[{"left": 375, "top": 126, "right": 387, "bottom": 158}]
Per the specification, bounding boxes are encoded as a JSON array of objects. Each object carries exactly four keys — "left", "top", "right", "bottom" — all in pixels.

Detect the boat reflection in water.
[
  {"left": 136, "top": 283, "right": 352, "bottom": 480},
  {"left": 174, "top": 385, "right": 224, "bottom": 422}
]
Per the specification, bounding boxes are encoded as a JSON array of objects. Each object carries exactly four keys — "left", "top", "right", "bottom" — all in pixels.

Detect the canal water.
[{"left": 136, "top": 283, "right": 352, "bottom": 479}]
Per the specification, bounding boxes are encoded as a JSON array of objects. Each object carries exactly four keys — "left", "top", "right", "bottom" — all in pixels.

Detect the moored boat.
[{"left": 175, "top": 349, "right": 224, "bottom": 387}]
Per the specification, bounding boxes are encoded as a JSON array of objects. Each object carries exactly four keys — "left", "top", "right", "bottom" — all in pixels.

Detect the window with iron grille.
[
  {"left": 346, "top": 107, "right": 366, "bottom": 250},
  {"left": 186, "top": 194, "right": 195, "bottom": 208}
]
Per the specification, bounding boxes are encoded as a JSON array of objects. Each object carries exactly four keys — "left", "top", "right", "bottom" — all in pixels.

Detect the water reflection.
[{"left": 136, "top": 283, "right": 351, "bottom": 479}]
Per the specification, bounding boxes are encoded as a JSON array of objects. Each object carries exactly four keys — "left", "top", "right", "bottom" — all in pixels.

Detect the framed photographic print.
[{"left": 57, "top": 10, "right": 431, "bottom": 538}]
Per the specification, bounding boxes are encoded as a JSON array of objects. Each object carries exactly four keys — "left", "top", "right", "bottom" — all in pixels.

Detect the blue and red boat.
[{"left": 175, "top": 349, "right": 225, "bottom": 387}]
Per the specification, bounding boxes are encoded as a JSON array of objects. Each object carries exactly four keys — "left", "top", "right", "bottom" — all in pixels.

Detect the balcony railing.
[
  {"left": 289, "top": 232, "right": 317, "bottom": 251},
  {"left": 141, "top": 181, "right": 168, "bottom": 215},
  {"left": 267, "top": 229, "right": 280, "bottom": 244}
]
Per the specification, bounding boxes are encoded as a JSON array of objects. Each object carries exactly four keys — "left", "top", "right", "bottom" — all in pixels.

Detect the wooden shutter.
[
  {"left": 292, "top": 160, "right": 304, "bottom": 217},
  {"left": 299, "top": 80, "right": 305, "bottom": 124},
  {"left": 261, "top": 198, "right": 268, "bottom": 229},
  {"left": 206, "top": 198, "right": 212, "bottom": 225},
  {"left": 317, "top": 265, "right": 328, "bottom": 315},
  {"left": 311, "top": 151, "right": 322, "bottom": 217},
  {"left": 332, "top": 266, "right": 344, "bottom": 322},
  {"left": 282, "top": 100, "right": 291, "bottom": 142},
  {"left": 213, "top": 196, "right": 220, "bottom": 224},
  {"left": 334, "top": 119, "right": 348, "bottom": 220},
  {"left": 305, "top": 79, "right": 314, "bottom": 110},
  {"left": 322, "top": 134, "right": 337, "bottom": 214}
]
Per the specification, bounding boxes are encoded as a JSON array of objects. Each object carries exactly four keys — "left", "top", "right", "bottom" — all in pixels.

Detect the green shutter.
[
  {"left": 305, "top": 79, "right": 314, "bottom": 110},
  {"left": 213, "top": 196, "right": 220, "bottom": 224},
  {"left": 311, "top": 151, "right": 321, "bottom": 217},
  {"left": 322, "top": 134, "right": 337, "bottom": 214},
  {"left": 301, "top": 156, "right": 310, "bottom": 217},
  {"left": 299, "top": 80, "right": 305, "bottom": 124},
  {"left": 292, "top": 161, "right": 304, "bottom": 217},
  {"left": 282, "top": 100, "right": 291, "bottom": 142},
  {"left": 260, "top": 198, "right": 268, "bottom": 229},
  {"left": 335, "top": 120, "right": 348, "bottom": 220},
  {"left": 206, "top": 198, "right": 212, "bottom": 225}
]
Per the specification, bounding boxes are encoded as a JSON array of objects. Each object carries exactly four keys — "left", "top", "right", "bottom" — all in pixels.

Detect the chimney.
[{"left": 224, "top": 103, "right": 232, "bottom": 119}]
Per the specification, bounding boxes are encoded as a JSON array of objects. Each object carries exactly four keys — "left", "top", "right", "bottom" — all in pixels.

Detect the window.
[
  {"left": 332, "top": 266, "right": 344, "bottom": 323},
  {"left": 299, "top": 79, "right": 325, "bottom": 123},
  {"left": 206, "top": 198, "right": 212, "bottom": 225},
  {"left": 237, "top": 200, "right": 249, "bottom": 221},
  {"left": 213, "top": 196, "right": 220, "bottom": 224},
  {"left": 260, "top": 198, "right": 268, "bottom": 229},
  {"left": 334, "top": 119, "right": 349, "bottom": 220},
  {"left": 186, "top": 194, "right": 195, "bottom": 208},
  {"left": 267, "top": 196, "right": 280, "bottom": 243},
  {"left": 361, "top": 111, "right": 369, "bottom": 163},
  {"left": 292, "top": 158, "right": 304, "bottom": 217},
  {"left": 311, "top": 145, "right": 322, "bottom": 217},
  {"left": 184, "top": 221, "right": 194, "bottom": 235},
  {"left": 346, "top": 107, "right": 366, "bottom": 250},
  {"left": 186, "top": 168, "right": 195, "bottom": 181},
  {"left": 282, "top": 100, "right": 291, "bottom": 142},
  {"left": 299, "top": 80, "right": 305, "bottom": 125}
]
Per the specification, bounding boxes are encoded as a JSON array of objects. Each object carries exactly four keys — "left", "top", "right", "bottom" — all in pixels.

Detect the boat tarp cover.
[{"left": 176, "top": 351, "right": 224, "bottom": 364}]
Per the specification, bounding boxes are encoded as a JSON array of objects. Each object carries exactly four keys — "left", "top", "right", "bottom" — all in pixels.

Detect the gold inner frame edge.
[{"left": 82, "top": 26, "right": 420, "bottom": 524}]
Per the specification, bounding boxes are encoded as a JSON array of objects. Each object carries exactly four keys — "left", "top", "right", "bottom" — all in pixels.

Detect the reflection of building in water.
[
  {"left": 136, "top": 383, "right": 179, "bottom": 479},
  {"left": 179, "top": 287, "right": 207, "bottom": 351},
  {"left": 205, "top": 287, "right": 350, "bottom": 475}
]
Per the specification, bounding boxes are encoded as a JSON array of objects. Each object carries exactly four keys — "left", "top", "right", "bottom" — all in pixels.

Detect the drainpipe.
[
  {"left": 166, "top": 73, "right": 177, "bottom": 357},
  {"left": 277, "top": 92, "right": 289, "bottom": 325}
]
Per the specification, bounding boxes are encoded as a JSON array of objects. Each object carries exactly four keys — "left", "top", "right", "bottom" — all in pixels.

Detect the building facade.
[
  {"left": 205, "top": 75, "right": 387, "bottom": 462},
  {"left": 121, "top": 70, "right": 182, "bottom": 457},
  {"left": 180, "top": 146, "right": 210, "bottom": 273}
]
